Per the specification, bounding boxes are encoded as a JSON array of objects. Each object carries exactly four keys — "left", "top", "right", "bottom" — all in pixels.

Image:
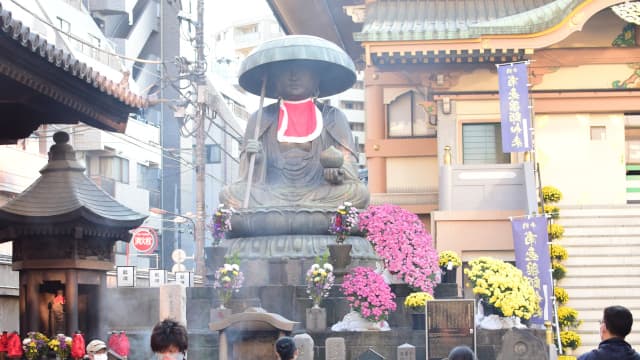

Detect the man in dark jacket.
[{"left": 578, "top": 305, "right": 640, "bottom": 360}]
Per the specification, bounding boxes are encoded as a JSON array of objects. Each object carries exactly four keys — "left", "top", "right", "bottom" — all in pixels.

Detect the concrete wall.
[{"left": 0, "top": 255, "right": 19, "bottom": 331}]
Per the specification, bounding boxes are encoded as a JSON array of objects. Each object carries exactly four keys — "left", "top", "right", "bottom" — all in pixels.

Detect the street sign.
[{"left": 131, "top": 227, "right": 157, "bottom": 254}]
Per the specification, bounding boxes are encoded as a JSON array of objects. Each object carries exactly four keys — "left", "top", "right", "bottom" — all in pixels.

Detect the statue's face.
[{"left": 272, "top": 61, "right": 320, "bottom": 101}]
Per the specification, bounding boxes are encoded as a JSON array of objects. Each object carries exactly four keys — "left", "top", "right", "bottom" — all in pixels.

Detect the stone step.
[
  {"left": 560, "top": 236, "right": 640, "bottom": 247},
  {"left": 562, "top": 226, "right": 640, "bottom": 237},
  {"left": 559, "top": 265, "right": 640, "bottom": 277},
  {"left": 562, "top": 245, "right": 640, "bottom": 256},
  {"left": 558, "top": 286, "right": 640, "bottom": 298},
  {"left": 559, "top": 216, "right": 640, "bottom": 227},
  {"left": 559, "top": 275, "right": 640, "bottom": 287},
  {"left": 563, "top": 255, "right": 640, "bottom": 266},
  {"left": 564, "top": 297, "right": 640, "bottom": 309},
  {"left": 558, "top": 206, "right": 640, "bottom": 217}
]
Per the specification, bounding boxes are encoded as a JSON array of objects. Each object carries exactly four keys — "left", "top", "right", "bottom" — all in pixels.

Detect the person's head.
[
  {"left": 601, "top": 305, "right": 634, "bottom": 340},
  {"left": 271, "top": 61, "right": 321, "bottom": 101},
  {"left": 447, "top": 345, "right": 477, "bottom": 360},
  {"left": 275, "top": 336, "right": 298, "bottom": 360},
  {"left": 150, "top": 318, "right": 188, "bottom": 360},
  {"left": 86, "top": 339, "right": 107, "bottom": 360}
]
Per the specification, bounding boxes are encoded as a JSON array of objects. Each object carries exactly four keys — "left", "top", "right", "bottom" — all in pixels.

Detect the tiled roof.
[
  {"left": 0, "top": 2, "right": 148, "bottom": 108},
  {"left": 0, "top": 132, "right": 146, "bottom": 228},
  {"left": 354, "top": 0, "right": 585, "bottom": 42}
]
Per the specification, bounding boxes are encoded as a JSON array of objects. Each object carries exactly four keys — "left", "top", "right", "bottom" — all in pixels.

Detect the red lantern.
[
  {"left": 6, "top": 332, "right": 22, "bottom": 358},
  {"left": 71, "top": 332, "right": 85, "bottom": 359}
]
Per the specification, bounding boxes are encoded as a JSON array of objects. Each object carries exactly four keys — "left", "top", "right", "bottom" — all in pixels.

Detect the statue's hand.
[
  {"left": 245, "top": 139, "right": 262, "bottom": 154},
  {"left": 324, "top": 168, "right": 344, "bottom": 185}
]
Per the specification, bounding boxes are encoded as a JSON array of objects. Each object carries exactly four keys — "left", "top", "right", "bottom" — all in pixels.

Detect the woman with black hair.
[
  {"left": 446, "top": 345, "right": 477, "bottom": 360},
  {"left": 275, "top": 336, "right": 298, "bottom": 360}
]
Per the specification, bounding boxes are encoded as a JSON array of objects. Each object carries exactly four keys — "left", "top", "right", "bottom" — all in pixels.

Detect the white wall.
[{"left": 536, "top": 113, "right": 626, "bottom": 206}]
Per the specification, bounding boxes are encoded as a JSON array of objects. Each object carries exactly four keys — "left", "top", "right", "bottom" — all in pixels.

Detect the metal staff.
[{"left": 243, "top": 74, "right": 268, "bottom": 209}]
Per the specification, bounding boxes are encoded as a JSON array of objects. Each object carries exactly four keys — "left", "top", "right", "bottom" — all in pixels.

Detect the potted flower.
[
  {"left": 212, "top": 262, "right": 244, "bottom": 309},
  {"left": 404, "top": 292, "right": 434, "bottom": 330},
  {"left": 558, "top": 306, "right": 582, "bottom": 329},
  {"left": 464, "top": 257, "right": 540, "bottom": 321},
  {"left": 438, "top": 250, "right": 462, "bottom": 283},
  {"left": 560, "top": 330, "right": 581, "bottom": 354},
  {"left": 338, "top": 266, "right": 397, "bottom": 330},
  {"left": 48, "top": 334, "right": 72, "bottom": 360},
  {"left": 359, "top": 204, "right": 440, "bottom": 293},
  {"left": 305, "top": 262, "right": 335, "bottom": 308},
  {"left": 22, "top": 332, "right": 49, "bottom": 360}
]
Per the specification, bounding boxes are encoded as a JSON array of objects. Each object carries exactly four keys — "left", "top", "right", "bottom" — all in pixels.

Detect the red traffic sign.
[{"left": 131, "top": 227, "right": 157, "bottom": 254}]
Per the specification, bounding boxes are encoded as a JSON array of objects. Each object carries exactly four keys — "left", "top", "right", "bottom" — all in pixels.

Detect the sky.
[{"left": 204, "top": 0, "right": 273, "bottom": 33}]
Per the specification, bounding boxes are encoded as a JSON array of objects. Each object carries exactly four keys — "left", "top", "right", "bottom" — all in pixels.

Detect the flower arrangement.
[
  {"left": 22, "top": 332, "right": 49, "bottom": 360},
  {"left": 542, "top": 204, "right": 560, "bottom": 219},
  {"left": 212, "top": 262, "right": 244, "bottom": 308},
  {"left": 558, "top": 306, "right": 582, "bottom": 329},
  {"left": 438, "top": 250, "right": 462, "bottom": 269},
  {"left": 305, "top": 262, "right": 335, "bottom": 307},
  {"left": 464, "top": 257, "right": 541, "bottom": 320},
  {"left": 548, "top": 223, "right": 565, "bottom": 240},
  {"left": 553, "top": 262, "right": 567, "bottom": 280},
  {"left": 210, "top": 204, "right": 234, "bottom": 246},
  {"left": 404, "top": 292, "right": 433, "bottom": 313},
  {"left": 329, "top": 201, "right": 359, "bottom": 244},
  {"left": 560, "top": 330, "right": 581, "bottom": 350},
  {"left": 550, "top": 244, "right": 569, "bottom": 261},
  {"left": 555, "top": 287, "right": 569, "bottom": 305},
  {"left": 341, "top": 266, "right": 397, "bottom": 323},
  {"left": 542, "top": 186, "right": 563, "bottom": 203},
  {"left": 359, "top": 204, "right": 440, "bottom": 293},
  {"left": 48, "top": 334, "right": 72, "bottom": 360}
]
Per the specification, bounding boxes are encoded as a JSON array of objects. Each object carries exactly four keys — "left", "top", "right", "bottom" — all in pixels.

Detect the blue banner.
[
  {"left": 511, "top": 215, "right": 552, "bottom": 325},
  {"left": 498, "top": 62, "right": 531, "bottom": 153}
]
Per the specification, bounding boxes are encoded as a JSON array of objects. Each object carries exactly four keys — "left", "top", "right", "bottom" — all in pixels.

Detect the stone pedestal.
[{"left": 306, "top": 306, "right": 327, "bottom": 332}]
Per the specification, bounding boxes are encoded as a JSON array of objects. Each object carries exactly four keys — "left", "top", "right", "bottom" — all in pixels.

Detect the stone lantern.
[{"left": 0, "top": 132, "right": 146, "bottom": 338}]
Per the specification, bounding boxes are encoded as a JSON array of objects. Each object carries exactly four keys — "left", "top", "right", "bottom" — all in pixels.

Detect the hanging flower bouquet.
[
  {"left": 22, "top": 332, "right": 49, "bottom": 360},
  {"left": 464, "top": 257, "right": 541, "bottom": 320},
  {"left": 359, "top": 204, "right": 440, "bottom": 293},
  {"left": 305, "top": 262, "right": 335, "bottom": 307},
  {"left": 341, "top": 266, "right": 397, "bottom": 323},
  {"left": 48, "top": 334, "right": 72, "bottom": 360},
  {"left": 210, "top": 204, "right": 235, "bottom": 246},
  {"left": 329, "top": 201, "right": 359, "bottom": 244},
  {"left": 212, "top": 263, "right": 244, "bottom": 308}
]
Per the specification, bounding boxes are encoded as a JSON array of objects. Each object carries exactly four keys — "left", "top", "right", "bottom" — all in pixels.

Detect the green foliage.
[
  {"left": 550, "top": 244, "right": 569, "bottom": 261},
  {"left": 552, "top": 262, "right": 567, "bottom": 280},
  {"left": 542, "top": 186, "right": 563, "bottom": 203},
  {"left": 549, "top": 223, "right": 565, "bottom": 240},
  {"left": 314, "top": 251, "right": 330, "bottom": 265},
  {"left": 225, "top": 251, "right": 241, "bottom": 265},
  {"left": 555, "top": 287, "right": 569, "bottom": 305}
]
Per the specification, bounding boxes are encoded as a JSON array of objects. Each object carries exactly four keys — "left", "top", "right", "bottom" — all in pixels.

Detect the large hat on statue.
[{"left": 238, "top": 35, "right": 356, "bottom": 99}]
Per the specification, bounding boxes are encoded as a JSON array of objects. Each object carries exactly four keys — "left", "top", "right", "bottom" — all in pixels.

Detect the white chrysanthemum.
[{"left": 323, "top": 263, "right": 334, "bottom": 272}]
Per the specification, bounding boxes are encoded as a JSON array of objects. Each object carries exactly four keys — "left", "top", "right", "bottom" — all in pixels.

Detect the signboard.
[
  {"left": 131, "top": 227, "right": 157, "bottom": 254},
  {"left": 426, "top": 299, "right": 475, "bottom": 360},
  {"left": 175, "top": 271, "right": 194, "bottom": 287},
  {"left": 511, "top": 215, "right": 553, "bottom": 325},
  {"left": 149, "top": 269, "right": 167, "bottom": 288},
  {"left": 498, "top": 62, "right": 532, "bottom": 153},
  {"left": 116, "top": 266, "right": 136, "bottom": 287}
]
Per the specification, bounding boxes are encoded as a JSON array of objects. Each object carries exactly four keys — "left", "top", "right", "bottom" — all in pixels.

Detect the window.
[
  {"left": 350, "top": 122, "right": 365, "bottom": 132},
  {"left": 206, "top": 144, "right": 221, "bottom": 164},
  {"left": 353, "top": 80, "right": 364, "bottom": 90},
  {"left": 462, "top": 123, "right": 510, "bottom": 164},
  {"left": 387, "top": 90, "right": 432, "bottom": 137},
  {"left": 341, "top": 100, "right": 364, "bottom": 110},
  {"left": 98, "top": 156, "right": 130, "bottom": 183},
  {"left": 137, "top": 163, "right": 160, "bottom": 191}
]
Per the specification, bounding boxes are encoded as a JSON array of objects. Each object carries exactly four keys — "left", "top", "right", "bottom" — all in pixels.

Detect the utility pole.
[{"left": 194, "top": 0, "right": 206, "bottom": 281}]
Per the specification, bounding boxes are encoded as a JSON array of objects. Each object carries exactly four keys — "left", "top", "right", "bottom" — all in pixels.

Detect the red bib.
[{"left": 277, "top": 98, "right": 323, "bottom": 143}]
